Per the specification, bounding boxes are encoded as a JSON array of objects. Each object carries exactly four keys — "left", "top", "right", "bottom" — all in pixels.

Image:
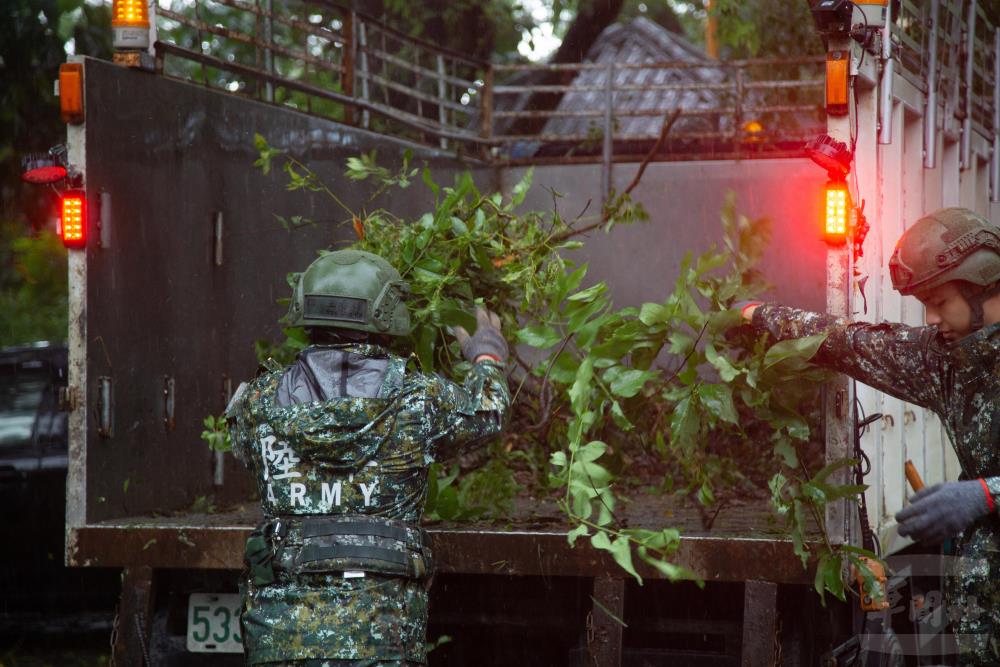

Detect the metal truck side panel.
[{"left": 74, "top": 57, "right": 494, "bottom": 524}]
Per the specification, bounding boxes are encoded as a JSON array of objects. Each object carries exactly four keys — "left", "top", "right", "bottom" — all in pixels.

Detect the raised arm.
[
  {"left": 750, "top": 303, "right": 945, "bottom": 412},
  {"left": 427, "top": 307, "right": 511, "bottom": 460},
  {"left": 426, "top": 361, "right": 511, "bottom": 461}
]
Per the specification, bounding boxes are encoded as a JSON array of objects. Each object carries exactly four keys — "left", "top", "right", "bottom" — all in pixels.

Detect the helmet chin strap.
[{"left": 959, "top": 282, "right": 1000, "bottom": 332}]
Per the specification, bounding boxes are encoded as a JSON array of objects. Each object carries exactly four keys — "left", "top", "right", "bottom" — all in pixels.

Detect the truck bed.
[{"left": 68, "top": 492, "right": 816, "bottom": 584}]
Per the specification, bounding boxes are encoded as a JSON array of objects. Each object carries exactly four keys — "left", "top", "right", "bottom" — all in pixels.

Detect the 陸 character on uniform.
[
  {"left": 227, "top": 249, "right": 511, "bottom": 666},
  {"left": 739, "top": 208, "right": 1000, "bottom": 664}
]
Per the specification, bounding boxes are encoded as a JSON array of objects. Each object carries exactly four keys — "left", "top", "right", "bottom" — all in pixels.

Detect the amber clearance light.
[{"left": 112, "top": 0, "right": 149, "bottom": 27}]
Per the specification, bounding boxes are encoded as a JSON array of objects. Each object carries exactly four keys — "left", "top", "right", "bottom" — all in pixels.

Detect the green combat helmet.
[
  {"left": 889, "top": 207, "right": 1000, "bottom": 330},
  {"left": 287, "top": 250, "right": 411, "bottom": 336}
]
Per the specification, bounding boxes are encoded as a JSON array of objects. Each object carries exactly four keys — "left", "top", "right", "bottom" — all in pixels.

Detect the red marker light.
[
  {"left": 60, "top": 190, "right": 86, "bottom": 248},
  {"left": 824, "top": 181, "right": 850, "bottom": 243}
]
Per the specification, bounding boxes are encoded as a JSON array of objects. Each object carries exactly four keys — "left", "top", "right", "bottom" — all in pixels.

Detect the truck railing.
[
  {"left": 152, "top": 0, "right": 828, "bottom": 160},
  {"left": 489, "top": 57, "right": 826, "bottom": 162},
  {"left": 154, "top": 0, "right": 491, "bottom": 149}
]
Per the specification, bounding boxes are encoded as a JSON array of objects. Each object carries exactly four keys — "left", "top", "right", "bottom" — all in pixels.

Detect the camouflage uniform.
[
  {"left": 229, "top": 343, "right": 510, "bottom": 665},
  {"left": 752, "top": 303, "right": 1000, "bottom": 664}
]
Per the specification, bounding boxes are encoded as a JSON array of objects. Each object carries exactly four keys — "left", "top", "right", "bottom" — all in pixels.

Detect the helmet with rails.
[
  {"left": 287, "top": 250, "right": 411, "bottom": 336},
  {"left": 889, "top": 207, "right": 1000, "bottom": 330}
]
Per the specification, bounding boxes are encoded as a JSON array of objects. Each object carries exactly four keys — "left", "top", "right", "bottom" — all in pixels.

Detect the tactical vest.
[{"left": 246, "top": 515, "right": 432, "bottom": 586}]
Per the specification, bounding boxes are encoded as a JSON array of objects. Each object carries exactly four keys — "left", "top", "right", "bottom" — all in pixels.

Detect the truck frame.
[{"left": 60, "top": 1, "right": 999, "bottom": 664}]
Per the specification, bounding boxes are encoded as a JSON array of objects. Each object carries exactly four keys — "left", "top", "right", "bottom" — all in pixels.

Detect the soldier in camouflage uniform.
[
  {"left": 227, "top": 250, "right": 511, "bottom": 666},
  {"left": 740, "top": 208, "right": 1000, "bottom": 664}
]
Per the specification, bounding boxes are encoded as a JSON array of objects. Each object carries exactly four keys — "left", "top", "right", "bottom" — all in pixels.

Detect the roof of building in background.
[{"left": 541, "top": 17, "right": 727, "bottom": 141}]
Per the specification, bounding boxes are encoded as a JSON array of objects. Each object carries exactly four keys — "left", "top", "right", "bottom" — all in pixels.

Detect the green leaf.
[
  {"left": 667, "top": 330, "right": 694, "bottom": 355},
  {"left": 763, "top": 333, "right": 829, "bottom": 371},
  {"left": 669, "top": 394, "right": 700, "bottom": 449},
  {"left": 591, "top": 531, "right": 612, "bottom": 551},
  {"left": 511, "top": 167, "right": 534, "bottom": 207},
  {"left": 578, "top": 440, "right": 608, "bottom": 463},
  {"left": 567, "top": 282, "right": 607, "bottom": 303},
  {"left": 697, "top": 481, "right": 715, "bottom": 506},
  {"left": 567, "top": 523, "right": 589, "bottom": 546},
  {"left": 705, "top": 344, "right": 740, "bottom": 382},
  {"left": 699, "top": 384, "right": 738, "bottom": 424},
  {"left": 609, "top": 535, "right": 642, "bottom": 583},
  {"left": 518, "top": 325, "right": 562, "bottom": 349},
  {"left": 422, "top": 167, "right": 440, "bottom": 199},
  {"left": 812, "top": 457, "right": 858, "bottom": 484},
  {"left": 569, "top": 357, "right": 595, "bottom": 414},
  {"left": 609, "top": 400, "right": 633, "bottom": 431},
  {"left": 436, "top": 305, "right": 477, "bottom": 333},
  {"left": 606, "top": 368, "right": 655, "bottom": 399},
  {"left": 773, "top": 439, "right": 798, "bottom": 468},
  {"left": 639, "top": 302, "right": 671, "bottom": 326}
]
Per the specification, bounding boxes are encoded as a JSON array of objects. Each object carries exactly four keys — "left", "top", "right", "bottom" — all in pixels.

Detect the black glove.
[
  {"left": 895, "top": 480, "right": 993, "bottom": 543},
  {"left": 453, "top": 307, "right": 508, "bottom": 363}
]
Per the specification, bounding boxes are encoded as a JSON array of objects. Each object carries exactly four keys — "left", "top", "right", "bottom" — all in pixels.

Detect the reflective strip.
[
  {"left": 297, "top": 543, "right": 412, "bottom": 568},
  {"left": 300, "top": 518, "right": 411, "bottom": 542}
]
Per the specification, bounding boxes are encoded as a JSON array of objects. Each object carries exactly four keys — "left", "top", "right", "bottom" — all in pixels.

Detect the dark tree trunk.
[{"left": 510, "top": 0, "right": 625, "bottom": 136}]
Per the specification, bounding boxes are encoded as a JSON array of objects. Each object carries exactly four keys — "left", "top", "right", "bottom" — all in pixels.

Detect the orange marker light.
[
  {"left": 61, "top": 190, "right": 86, "bottom": 249},
  {"left": 825, "top": 181, "right": 850, "bottom": 243},
  {"left": 59, "top": 63, "right": 84, "bottom": 125},
  {"left": 826, "top": 51, "right": 849, "bottom": 116},
  {"left": 112, "top": 0, "right": 149, "bottom": 28}
]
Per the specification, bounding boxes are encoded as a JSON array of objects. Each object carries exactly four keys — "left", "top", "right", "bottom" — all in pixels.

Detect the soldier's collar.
[{"left": 949, "top": 320, "right": 1000, "bottom": 352}]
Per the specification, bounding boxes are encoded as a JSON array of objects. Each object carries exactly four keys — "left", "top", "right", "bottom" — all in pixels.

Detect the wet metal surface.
[
  {"left": 75, "top": 57, "right": 492, "bottom": 527},
  {"left": 68, "top": 496, "right": 815, "bottom": 583}
]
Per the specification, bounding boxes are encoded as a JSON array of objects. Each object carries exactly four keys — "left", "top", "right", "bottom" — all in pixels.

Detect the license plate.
[{"left": 186, "top": 593, "right": 243, "bottom": 653}]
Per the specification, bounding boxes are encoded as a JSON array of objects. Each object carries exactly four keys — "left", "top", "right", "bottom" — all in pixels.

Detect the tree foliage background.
[
  {"left": 0, "top": 0, "right": 820, "bottom": 347},
  {"left": 0, "top": 0, "right": 111, "bottom": 346}
]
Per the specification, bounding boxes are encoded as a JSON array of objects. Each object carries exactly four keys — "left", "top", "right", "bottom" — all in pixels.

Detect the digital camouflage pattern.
[
  {"left": 753, "top": 304, "right": 1000, "bottom": 664},
  {"left": 230, "top": 343, "right": 510, "bottom": 665}
]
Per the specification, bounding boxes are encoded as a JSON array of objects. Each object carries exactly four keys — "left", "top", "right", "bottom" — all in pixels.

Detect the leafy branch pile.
[{"left": 206, "top": 136, "right": 881, "bottom": 601}]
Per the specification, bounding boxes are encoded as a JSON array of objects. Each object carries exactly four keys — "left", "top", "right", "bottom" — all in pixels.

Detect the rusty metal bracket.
[
  {"left": 587, "top": 575, "right": 625, "bottom": 666},
  {"left": 112, "top": 566, "right": 155, "bottom": 667},
  {"left": 741, "top": 580, "right": 777, "bottom": 666}
]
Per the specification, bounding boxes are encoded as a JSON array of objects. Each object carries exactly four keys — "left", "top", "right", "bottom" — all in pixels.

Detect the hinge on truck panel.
[{"left": 58, "top": 385, "right": 79, "bottom": 412}]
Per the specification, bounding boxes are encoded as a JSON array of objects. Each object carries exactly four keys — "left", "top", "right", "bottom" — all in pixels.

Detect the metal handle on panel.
[
  {"left": 97, "top": 376, "right": 113, "bottom": 438},
  {"left": 213, "top": 211, "right": 224, "bottom": 266},
  {"left": 163, "top": 375, "right": 175, "bottom": 430}
]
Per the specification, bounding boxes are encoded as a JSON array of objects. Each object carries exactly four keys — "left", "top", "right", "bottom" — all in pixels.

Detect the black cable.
[
  {"left": 847, "top": 1, "right": 870, "bottom": 72},
  {"left": 852, "top": 382, "right": 882, "bottom": 556}
]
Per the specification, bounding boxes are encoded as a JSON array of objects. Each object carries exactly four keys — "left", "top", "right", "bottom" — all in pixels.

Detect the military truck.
[{"left": 56, "top": 1, "right": 998, "bottom": 664}]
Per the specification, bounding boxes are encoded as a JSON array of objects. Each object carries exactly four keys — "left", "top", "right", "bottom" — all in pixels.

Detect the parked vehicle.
[{"left": 0, "top": 342, "right": 118, "bottom": 641}]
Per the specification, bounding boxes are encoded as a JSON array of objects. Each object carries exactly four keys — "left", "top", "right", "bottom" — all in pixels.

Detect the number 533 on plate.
[{"left": 187, "top": 593, "right": 243, "bottom": 653}]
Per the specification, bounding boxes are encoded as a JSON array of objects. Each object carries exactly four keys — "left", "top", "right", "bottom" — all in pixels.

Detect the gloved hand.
[
  {"left": 733, "top": 300, "right": 763, "bottom": 321},
  {"left": 453, "top": 307, "right": 508, "bottom": 364},
  {"left": 895, "top": 480, "right": 994, "bottom": 543}
]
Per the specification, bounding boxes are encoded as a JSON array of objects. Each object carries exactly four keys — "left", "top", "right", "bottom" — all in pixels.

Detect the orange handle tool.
[{"left": 905, "top": 460, "right": 925, "bottom": 492}]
